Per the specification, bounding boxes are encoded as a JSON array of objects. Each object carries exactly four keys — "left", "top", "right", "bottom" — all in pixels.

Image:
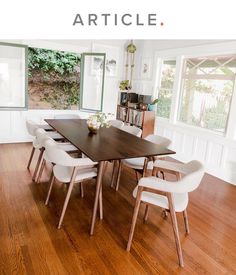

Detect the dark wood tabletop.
[{"left": 45, "top": 119, "right": 175, "bottom": 162}]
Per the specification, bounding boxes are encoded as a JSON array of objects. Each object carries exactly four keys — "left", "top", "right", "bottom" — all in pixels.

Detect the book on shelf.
[
  {"left": 117, "top": 106, "right": 127, "bottom": 121},
  {"left": 127, "top": 109, "right": 143, "bottom": 127}
]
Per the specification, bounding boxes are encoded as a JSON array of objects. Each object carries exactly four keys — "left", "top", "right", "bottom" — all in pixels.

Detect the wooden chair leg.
[
  {"left": 183, "top": 210, "right": 190, "bottom": 234},
  {"left": 103, "top": 161, "right": 109, "bottom": 173},
  {"left": 127, "top": 187, "right": 143, "bottom": 251},
  {"left": 143, "top": 204, "right": 149, "bottom": 223},
  {"left": 58, "top": 168, "right": 77, "bottom": 229},
  {"left": 80, "top": 182, "right": 84, "bottom": 198},
  {"left": 142, "top": 158, "right": 148, "bottom": 177},
  {"left": 99, "top": 184, "right": 103, "bottom": 220},
  {"left": 32, "top": 148, "right": 44, "bottom": 181},
  {"left": 37, "top": 159, "right": 46, "bottom": 183},
  {"left": 135, "top": 171, "right": 139, "bottom": 183},
  {"left": 115, "top": 160, "right": 122, "bottom": 191},
  {"left": 160, "top": 171, "right": 165, "bottom": 180},
  {"left": 27, "top": 147, "right": 35, "bottom": 170},
  {"left": 111, "top": 160, "right": 117, "bottom": 187},
  {"left": 167, "top": 193, "right": 184, "bottom": 267},
  {"left": 45, "top": 173, "right": 55, "bottom": 205},
  {"left": 162, "top": 209, "right": 168, "bottom": 218}
]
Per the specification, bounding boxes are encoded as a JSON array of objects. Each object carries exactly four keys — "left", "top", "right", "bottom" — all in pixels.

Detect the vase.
[
  {"left": 148, "top": 104, "right": 156, "bottom": 111},
  {"left": 87, "top": 120, "right": 100, "bottom": 134},
  {"left": 87, "top": 124, "right": 100, "bottom": 134}
]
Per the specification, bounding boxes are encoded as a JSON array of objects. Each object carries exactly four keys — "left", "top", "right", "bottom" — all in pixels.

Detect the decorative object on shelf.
[
  {"left": 139, "top": 103, "right": 148, "bottom": 111},
  {"left": 148, "top": 98, "right": 159, "bottom": 111},
  {"left": 87, "top": 112, "right": 111, "bottom": 134},
  {"left": 125, "top": 40, "right": 137, "bottom": 88},
  {"left": 119, "top": 80, "right": 131, "bottom": 91},
  {"left": 138, "top": 95, "right": 152, "bottom": 105},
  {"left": 127, "top": 92, "right": 139, "bottom": 103},
  {"left": 120, "top": 92, "right": 128, "bottom": 106}
]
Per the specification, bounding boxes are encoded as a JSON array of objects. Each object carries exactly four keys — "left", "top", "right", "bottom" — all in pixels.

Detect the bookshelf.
[{"left": 116, "top": 105, "right": 155, "bottom": 138}]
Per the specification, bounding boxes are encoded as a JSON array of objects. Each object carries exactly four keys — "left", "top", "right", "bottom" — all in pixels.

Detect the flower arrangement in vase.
[{"left": 87, "top": 112, "right": 111, "bottom": 134}]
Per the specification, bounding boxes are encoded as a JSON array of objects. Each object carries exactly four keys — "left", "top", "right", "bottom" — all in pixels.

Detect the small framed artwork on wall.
[
  {"left": 92, "top": 43, "right": 119, "bottom": 77},
  {"left": 140, "top": 57, "right": 152, "bottom": 79}
]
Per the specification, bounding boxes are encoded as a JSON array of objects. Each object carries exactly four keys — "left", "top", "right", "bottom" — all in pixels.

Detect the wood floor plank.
[{"left": 0, "top": 143, "right": 236, "bottom": 274}]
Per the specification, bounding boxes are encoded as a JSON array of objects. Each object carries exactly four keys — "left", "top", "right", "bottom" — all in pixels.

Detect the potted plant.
[
  {"left": 148, "top": 98, "right": 159, "bottom": 111},
  {"left": 119, "top": 80, "right": 131, "bottom": 91},
  {"left": 87, "top": 112, "right": 111, "bottom": 134}
]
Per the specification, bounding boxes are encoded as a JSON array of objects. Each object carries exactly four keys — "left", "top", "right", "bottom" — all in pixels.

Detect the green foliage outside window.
[
  {"left": 157, "top": 62, "right": 176, "bottom": 118},
  {"left": 28, "top": 47, "right": 81, "bottom": 109}
]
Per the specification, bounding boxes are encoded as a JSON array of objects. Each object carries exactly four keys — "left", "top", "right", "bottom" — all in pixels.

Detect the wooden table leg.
[
  {"left": 90, "top": 161, "right": 105, "bottom": 235},
  {"left": 111, "top": 160, "right": 117, "bottom": 188}
]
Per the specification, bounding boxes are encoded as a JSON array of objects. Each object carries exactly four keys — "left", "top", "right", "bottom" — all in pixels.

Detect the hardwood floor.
[{"left": 0, "top": 143, "right": 236, "bottom": 274}]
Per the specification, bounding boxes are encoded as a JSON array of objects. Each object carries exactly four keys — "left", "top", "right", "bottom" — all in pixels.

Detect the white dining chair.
[
  {"left": 35, "top": 128, "right": 79, "bottom": 183},
  {"left": 127, "top": 160, "right": 205, "bottom": 267},
  {"left": 112, "top": 134, "right": 171, "bottom": 191},
  {"left": 54, "top": 114, "right": 81, "bottom": 119},
  {"left": 26, "top": 120, "right": 63, "bottom": 180},
  {"left": 109, "top": 120, "right": 124, "bottom": 129},
  {"left": 121, "top": 125, "right": 142, "bottom": 137},
  {"left": 111, "top": 125, "right": 143, "bottom": 188},
  {"left": 44, "top": 139, "right": 101, "bottom": 229}
]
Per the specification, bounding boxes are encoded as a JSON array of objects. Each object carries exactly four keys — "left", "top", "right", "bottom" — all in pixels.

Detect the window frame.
[
  {"left": 154, "top": 56, "right": 177, "bottom": 120},
  {"left": 154, "top": 42, "right": 236, "bottom": 140},
  {"left": 0, "top": 42, "right": 28, "bottom": 111},
  {"left": 177, "top": 54, "right": 236, "bottom": 136},
  {"left": 79, "top": 52, "right": 106, "bottom": 112}
]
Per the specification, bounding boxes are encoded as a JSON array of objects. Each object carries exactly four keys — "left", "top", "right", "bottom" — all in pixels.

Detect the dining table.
[{"left": 45, "top": 119, "right": 175, "bottom": 235}]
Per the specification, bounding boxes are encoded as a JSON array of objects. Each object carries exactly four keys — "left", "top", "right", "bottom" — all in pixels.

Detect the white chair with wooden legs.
[
  {"left": 113, "top": 134, "right": 171, "bottom": 191},
  {"left": 54, "top": 114, "right": 81, "bottom": 119},
  {"left": 111, "top": 126, "right": 142, "bottom": 188},
  {"left": 127, "top": 160, "right": 205, "bottom": 267},
  {"left": 26, "top": 120, "right": 63, "bottom": 180},
  {"left": 121, "top": 125, "right": 142, "bottom": 137},
  {"left": 44, "top": 139, "right": 102, "bottom": 229},
  {"left": 35, "top": 128, "right": 79, "bottom": 183},
  {"left": 109, "top": 120, "right": 124, "bottom": 129}
]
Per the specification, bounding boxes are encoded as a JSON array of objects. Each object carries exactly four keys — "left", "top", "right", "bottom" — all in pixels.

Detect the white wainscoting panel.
[{"left": 156, "top": 118, "right": 236, "bottom": 185}]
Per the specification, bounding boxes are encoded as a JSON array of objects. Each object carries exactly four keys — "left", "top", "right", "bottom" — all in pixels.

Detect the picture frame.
[
  {"left": 92, "top": 43, "right": 119, "bottom": 77},
  {"left": 140, "top": 57, "right": 152, "bottom": 79}
]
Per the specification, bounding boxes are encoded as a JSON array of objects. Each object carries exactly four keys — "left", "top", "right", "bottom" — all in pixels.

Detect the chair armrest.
[
  {"left": 66, "top": 156, "right": 97, "bottom": 168},
  {"left": 153, "top": 159, "right": 187, "bottom": 174}
]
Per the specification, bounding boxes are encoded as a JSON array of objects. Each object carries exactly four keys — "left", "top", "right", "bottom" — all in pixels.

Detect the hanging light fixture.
[{"left": 125, "top": 40, "right": 137, "bottom": 89}]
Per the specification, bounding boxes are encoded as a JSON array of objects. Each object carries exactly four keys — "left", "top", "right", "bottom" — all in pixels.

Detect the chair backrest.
[
  {"left": 54, "top": 114, "right": 81, "bottom": 119},
  {"left": 145, "top": 134, "right": 171, "bottom": 147},
  {"left": 44, "top": 139, "right": 76, "bottom": 166},
  {"left": 26, "top": 120, "right": 38, "bottom": 136},
  {"left": 109, "top": 120, "right": 124, "bottom": 129},
  {"left": 121, "top": 125, "right": 142, "bottom": 137},
  {"left": 35, "top": 128, "right": 54, "bottom": 148},
  {"left": 173, "top": 160, "right": 205, "bottom": 193}
]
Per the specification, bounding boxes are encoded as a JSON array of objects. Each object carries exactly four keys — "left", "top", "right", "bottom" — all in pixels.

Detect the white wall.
[{"left": 0, "top": 39, "right": 125, "bottom": 143}]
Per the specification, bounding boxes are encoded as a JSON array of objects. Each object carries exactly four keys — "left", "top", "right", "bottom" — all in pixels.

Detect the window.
[
  {"left": 179, "top": 55, "right": 236, "bottom": 133},
  {"left": 157, "top": 59, "right": 176, "bottom": 118},
  {"left": 28, "top": 47, "right": 80, "bottom": 109},
  {"left": 0, "top": 43, "right": 27, "bottom": 109},
  {"left": 80, "top": 53, "right": 105, "bottom": 112}
]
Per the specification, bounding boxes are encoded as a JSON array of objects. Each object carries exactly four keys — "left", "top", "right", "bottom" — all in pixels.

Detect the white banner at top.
[{"left": 0, "top": 0, "right": 235, "bottom": 39}]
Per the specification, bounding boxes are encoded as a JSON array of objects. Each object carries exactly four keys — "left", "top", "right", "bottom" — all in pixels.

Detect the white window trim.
[
  {"left": 154, "top": 56, "right": 177, "bottom": 121},
  {"left": 154, "top": 41, "right": 236, "bottom": 140}
]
